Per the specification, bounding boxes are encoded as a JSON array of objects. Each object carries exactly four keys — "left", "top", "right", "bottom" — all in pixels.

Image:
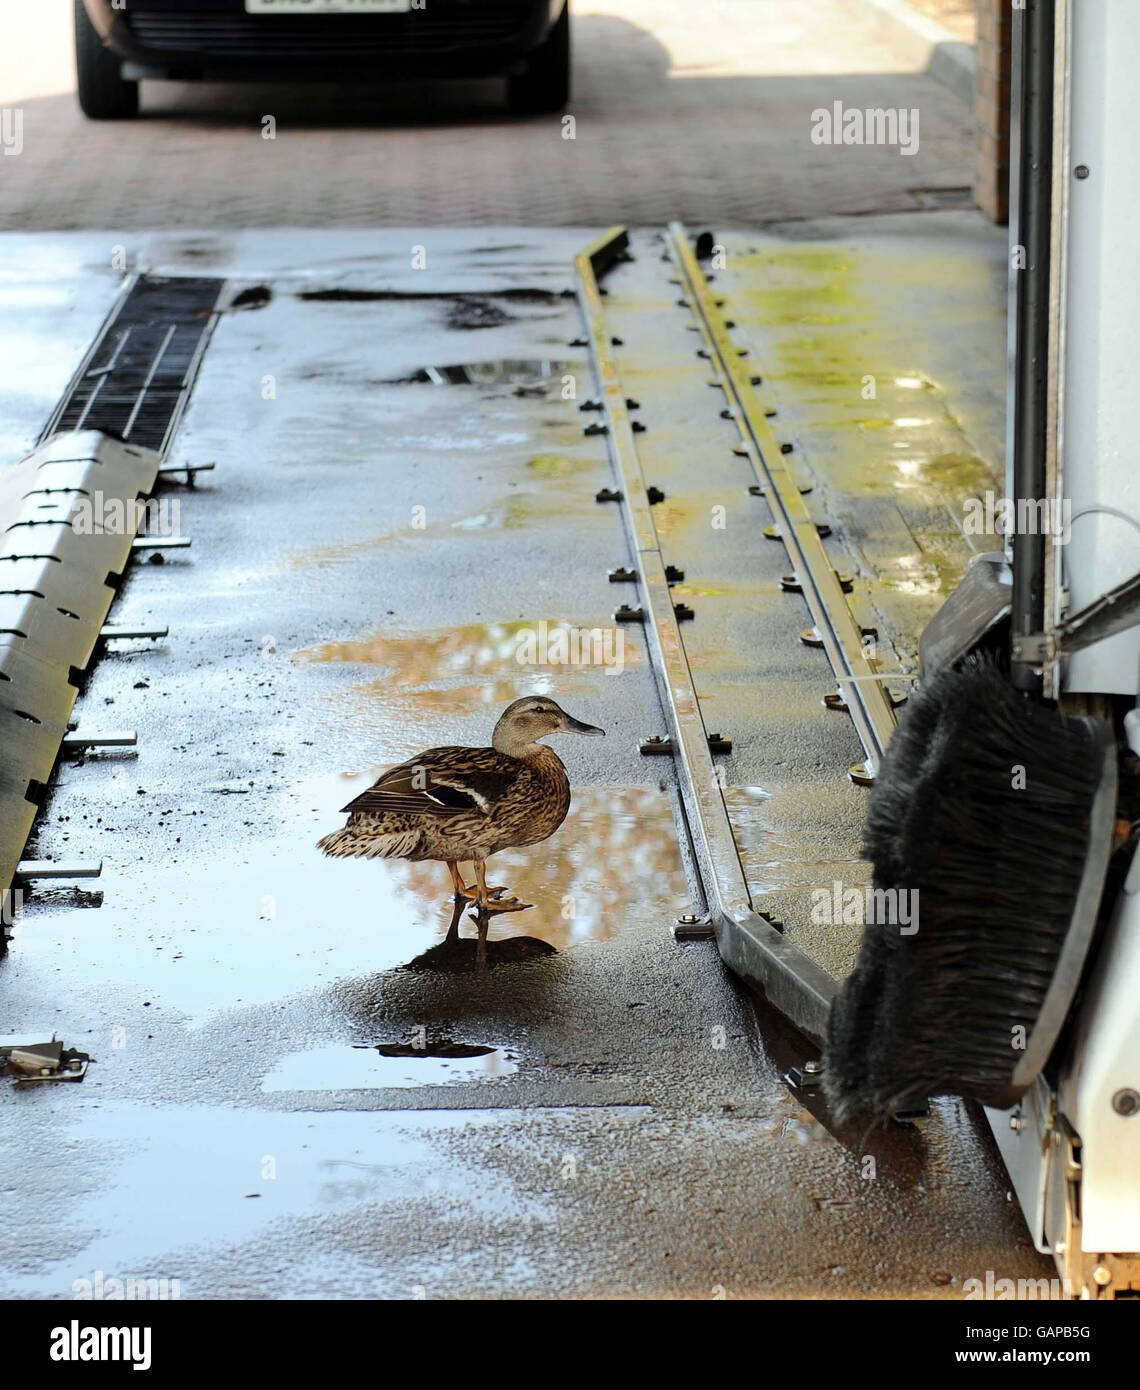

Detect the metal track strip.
[
  {"left": 667, "top": 223, "right": 898, "bottom": 781},
  {"left": 575, "top": 227, "right": 837, "bottom": 1044}
]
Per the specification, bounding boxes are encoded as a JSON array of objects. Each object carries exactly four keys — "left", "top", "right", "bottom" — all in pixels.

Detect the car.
[{"left": 74, "top": 0, "right": 570, "bottom": 119}]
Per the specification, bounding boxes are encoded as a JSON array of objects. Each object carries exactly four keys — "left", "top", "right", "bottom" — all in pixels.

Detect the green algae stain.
[{"left": 525, "top": 453, "right": 591, "bottom": 479}]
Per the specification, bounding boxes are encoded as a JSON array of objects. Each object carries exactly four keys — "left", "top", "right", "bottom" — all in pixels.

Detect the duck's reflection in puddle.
[
  {"left": 384, "top": 785, "right": 686, "bottom": 957},
  {"left": 405, "top": 933, "right": 558, "bottom": 973},
  {"left": 262, "top": 1040, "right": 518, "bottom": 1092},
  {"left": 33, "top": 782, "right": 686, "bottom": 1029}
]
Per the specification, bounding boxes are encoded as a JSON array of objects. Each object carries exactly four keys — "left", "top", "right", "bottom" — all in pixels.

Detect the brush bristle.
[{"left": 824, "top": 654, "right": 1108, "bottom": 1123}]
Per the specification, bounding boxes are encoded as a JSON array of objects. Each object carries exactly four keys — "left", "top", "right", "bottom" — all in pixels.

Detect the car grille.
[{"left": 124, "top": 8, "right": 535, "bottom": 58}]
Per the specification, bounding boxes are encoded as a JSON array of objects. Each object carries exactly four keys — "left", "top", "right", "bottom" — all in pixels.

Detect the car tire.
[
  {"left": 74, "top": 0, "right": 139, "bottom": 120},
  {"left": 507, "top": 3, "right": 570, "bottom": 115}
]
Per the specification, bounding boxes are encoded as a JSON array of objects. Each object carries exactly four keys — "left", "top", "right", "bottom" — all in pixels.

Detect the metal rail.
[
  {"left": 667, "top": 223, "right": 898, "bottom": 783},
  {"left": 575, "top": 227, "right": 837, "bottom": 1044}
]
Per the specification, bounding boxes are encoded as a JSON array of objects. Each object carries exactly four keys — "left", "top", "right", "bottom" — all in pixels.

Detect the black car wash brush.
[
  {"left": 824, "top": 0, "right": 1121, "bottom": 1125},
  {"left": 823, "top": 653, "right": 1117, "bottom": 1124}
]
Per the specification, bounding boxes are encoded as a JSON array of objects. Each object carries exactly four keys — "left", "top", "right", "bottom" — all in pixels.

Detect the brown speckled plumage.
[
  {"left": 316, "top": 696, "right": 602, "bottom": 870},
  {"left": 317, "top": 743, "right": 570, "bottom": 863}
]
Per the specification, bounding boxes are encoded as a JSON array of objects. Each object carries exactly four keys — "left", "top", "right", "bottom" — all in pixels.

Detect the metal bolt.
[
  {"left": 1112, "top": 1087, "right": 1140, "bottom": 1116},
  {"left": 803, "top": 1059, "right": 823, "bottom": 1076},
  {"left": 1074, "top": 165, "right": 1090, "bottom": 180},
  {"left": 676, "top": 914, "right": 698, "bottom": 925},
  {"left": 1010, "top": 1111, "right": 1024, "bottom": 1132}
]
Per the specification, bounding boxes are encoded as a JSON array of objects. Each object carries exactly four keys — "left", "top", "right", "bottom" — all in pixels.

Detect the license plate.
[{"left": 245, "top": 1, "right": 413, "bottom": 13}]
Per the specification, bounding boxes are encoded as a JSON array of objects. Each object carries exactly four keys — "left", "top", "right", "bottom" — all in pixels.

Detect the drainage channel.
[
  {"left": 0, "top": 274, "right": 226, "bottom": 995},
  {"left": 40, "top": 275, "right": 226, "bottom": 454}
]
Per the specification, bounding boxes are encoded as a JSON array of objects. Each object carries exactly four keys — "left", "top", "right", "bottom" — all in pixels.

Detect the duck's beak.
[{"left": 558, "top": 711, "right": 605, "bottom": 736}]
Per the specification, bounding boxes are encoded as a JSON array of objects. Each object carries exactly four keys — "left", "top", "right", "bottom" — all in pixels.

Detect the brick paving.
[{"left": 0, "top": 0, "right": 974, "bottom": 229}]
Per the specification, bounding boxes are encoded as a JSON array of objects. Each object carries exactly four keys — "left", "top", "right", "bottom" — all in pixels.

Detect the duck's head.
[{"left": 492, "top": 696, "right": 605, "bottom": 756}]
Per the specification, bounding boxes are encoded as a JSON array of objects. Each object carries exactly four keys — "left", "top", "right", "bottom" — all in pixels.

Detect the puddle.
[
  {"left": 358, "top": 783, "right": 686, "bottom": 952},
  {"left": 297, "top": 618, "right": 629, "bottom": 677},
  {"left": 395, "top": 359, "right": 568, "bottom": 388},
  {"left": 228, "top": 284, "right": 272, "bottom": 311},
  {"left": 12, "top": 777, "right": 686, "bottom": 1027},
  {"left": 294, "top": 619, "right": 634, "bottom": 752},
  {"left": 262, "top": 1042, "right": 517, "bottom": 1092},
  {"left": 1, "top": 1104, "right": 528, "bottom": 1297},
  {"left": 295, "top": 288, "right": 566, "bottom": 335},
  {"left": 446, "top": 298, "right": 512, "bottom": 331},
  {"left": 297, "top": 287, "right": 559, "bottom": 305},
  {"left": 295, "top": 619, "right": 636, "bottom": 740},
  {"left": 285, "top": 482, "right": 593, "bottom": 564},
  {"left": 374, "top": 1041, "right": 494, "bottom": 1058},
  {"left": 725, "top": 783, "right": 868, "bottom": 895}
]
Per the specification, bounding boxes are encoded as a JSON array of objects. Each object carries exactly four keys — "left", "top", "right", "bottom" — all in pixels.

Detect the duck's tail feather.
[{"left": 317, "top": 827, "right": 422, "bottom": 859}]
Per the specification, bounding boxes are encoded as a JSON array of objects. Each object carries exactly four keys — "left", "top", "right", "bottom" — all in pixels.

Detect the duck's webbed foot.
[
  {"left": 481, "top": 892, "right": 534, "bottom": 913},
  {"left": 459, "top": 882, "right": 512, "bottom": 902},
  {"left": 469, "top": 860, "right": 529, "bottom": 911}
]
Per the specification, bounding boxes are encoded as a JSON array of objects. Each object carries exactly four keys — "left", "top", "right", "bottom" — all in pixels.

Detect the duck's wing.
[{"left": 339, "top": 746, "right": 521, "bottom": 817}]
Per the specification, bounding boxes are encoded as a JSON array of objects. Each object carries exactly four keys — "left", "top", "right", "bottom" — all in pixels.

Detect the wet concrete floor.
[{"left": 0, "top": 226, "right": 1052, "bottom": 1298}]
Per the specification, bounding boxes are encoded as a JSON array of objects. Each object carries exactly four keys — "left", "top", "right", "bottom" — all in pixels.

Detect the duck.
[{"left": 317, "top": 696, "right": 605, "bottom": 966}]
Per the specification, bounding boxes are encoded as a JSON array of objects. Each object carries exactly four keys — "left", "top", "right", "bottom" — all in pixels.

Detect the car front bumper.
[{"left": 83, "top": 0, "right": 564, "bottom": 81}]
